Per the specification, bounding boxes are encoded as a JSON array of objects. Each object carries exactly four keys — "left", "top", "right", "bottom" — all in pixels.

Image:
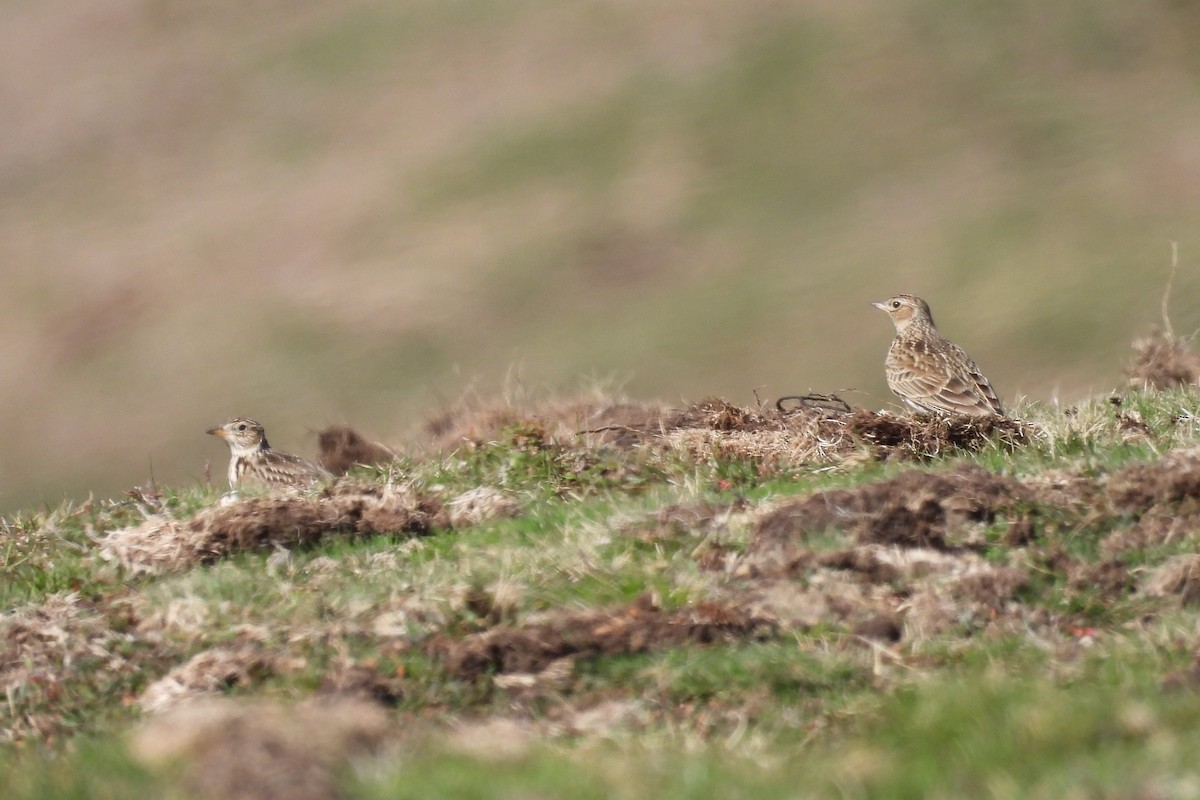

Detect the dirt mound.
[
  {"left": 316, "top": 426, "right": 396, "bottom": 474},
  {"left": 433, "top": 594, "right": 776, "bottom": 681},
  {"left": 751, "top": 464, "right": 1028, "bottom": 559},
  {"left": 1127, "top": 330, "right": 1200, "bottom": 389},
  {"left": 731, "top": 449, "right": 1200, "bottom": 642},
  {"left": 729, "top": 464, "right": 1043, "bottom": 643},
  {"left": 846, "top": 410, "right": 1031, "bottom": 459},
  {"left": 1101, "top": 448, "right": 1200, "bottom": 556},
  {"left": 420, "top": 395, "right": 1033, "bottom": 472},
  {"left": 1107, "top": 447, "right": 1200, "bottom": 512},
  {"left": 101, "top": 483, "right": 447, "bottom": 573}
]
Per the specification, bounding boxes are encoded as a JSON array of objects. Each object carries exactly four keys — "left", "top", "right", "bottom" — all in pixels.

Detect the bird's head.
[
  {"left": 872, "top": 294, "right": 934, "bottom": 334},
  {"left": 207, "top": 417, "right": 269, "bottom": 455}
]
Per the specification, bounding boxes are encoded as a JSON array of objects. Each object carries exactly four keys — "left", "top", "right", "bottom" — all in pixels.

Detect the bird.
[
  {"left": 207, "top": 417, "right": 331, "bottom": 490},
  {"left": 872, "top": 294, "right": 1004, "bottom": 417}
]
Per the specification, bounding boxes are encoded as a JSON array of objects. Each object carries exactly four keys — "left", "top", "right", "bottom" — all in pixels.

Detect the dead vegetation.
[
  {"left": 139, "top": 646, "right": 273, "bottom": 714},
  {"left": 732, "top": 445, "right": 1200, "bottom": 641},
  {"left": 751, "top": 464, "right": 1028, "bottom": 557},
  {"left": 446, "top": 486, "right": 522, "bottom": 527},
  {"left": 419, "top": 395, "right": 1034, "bottom": 471},
  {"left": 1108, "top": 446, "right": 1200, "bottom": 512},
  {"left": 423, "top": 398, "right": 672, "bottom": 452},
  {"left": 1102, "top": 447, "right": 1200, "bottom": 560},
  {"left": 0, "top": 594, "right": 169, "bottom": 744},
  {"left": 714, "top": 466, "right": 1039, "bottom": 645},
  {"left": 1127, "top": 330, "right": 1200, "bottom": 390},
  {"left": 420, "top": 462, "right": 1053, "bottom": 679},
  {"left": 432, "top": 594, "right": 776, "bottom": 681},
  {"left": 101, "top": 482, "right": 447, "bottom": 574}
]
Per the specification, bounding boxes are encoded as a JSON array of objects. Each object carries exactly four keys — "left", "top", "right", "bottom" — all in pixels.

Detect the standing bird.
[
  {"left": 207, "top": 417, "right": 331, "bottom": 490},
  {"left": 872, "top": 294, "right": 1004, "bottom": 417}
]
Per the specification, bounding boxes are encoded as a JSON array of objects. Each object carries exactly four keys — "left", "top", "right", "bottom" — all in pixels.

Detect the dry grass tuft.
[
  {"left": 139, "top": 646, "right": 273, "bottom": 714},
  {"left": 447, "top": 486, "right": 521, "bottom": 527},
  {"left": 1021, "top": 469, "right": 1108, "bottom": 517},
  {"left": 1142, "top": 555, "right": 1200, "bottom": 607},
  {"left": 101, "top": 483, "right": 447, "bottom": 573},
  {"left": 846, "top": 410, "right": 1033, "bottom": 459},
  {"left": 95, "top": 514, "right": 194, "bottom": 575},
  {"left": 318, "top": 659, "right": 407, "bottom": 706},
  {"left": 1098, "top": 448, "right": 1200, "bottom": 553},
  {"left": 130, "top": 697, "right": 391, "bottom": 800},
  {"left": 659, "top": 400, "right": 862, "bottom": 470},
  {"left": 1126, "top": 330, "right": 1200, "bottom": 389},
  {"left": 618, "top": 498, "right": 749, "bottom": 545},
  {"left": 431, "top": 594, "right": 775, "bottom": 681},
  {"left": 646, "top": 400, "right": 1032, "bottom": 465},
  {"left": 736, "top": 573, "right": 881, "bottom": 634},
  {"left": 0, "top": 594, "right": 152, "bottom": 743}
]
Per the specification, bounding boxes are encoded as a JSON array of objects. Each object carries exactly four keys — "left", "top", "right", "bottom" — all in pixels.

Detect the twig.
[
  {"left": 1162, "top": 241, "right": 1179, "bottom": 342},
  {"left": 576, "top": 424, "right": 639, "bottom": 436},
  {"left": 775, "top": 393, "right": 853, "bottom": 415}
]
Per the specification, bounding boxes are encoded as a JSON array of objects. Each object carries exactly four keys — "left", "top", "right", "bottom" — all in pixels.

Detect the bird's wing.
[
  {"left": 887, "top": 341, "right": 1003, "bottom": 416},
  {"left": 257, "top": 452, "right": 332, "bottom": 486}
]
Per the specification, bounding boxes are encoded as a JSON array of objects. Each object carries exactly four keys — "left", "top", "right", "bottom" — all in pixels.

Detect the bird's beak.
[
  {"left": 207, "top": 427, "right": 226, "bottom": 439},
  {"left": 871, "top": 300, "right": 888, "bottom": 311}
]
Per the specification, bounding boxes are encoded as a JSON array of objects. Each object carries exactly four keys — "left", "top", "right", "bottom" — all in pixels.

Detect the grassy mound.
[{"left": 6, "top": 385, "right": 1200, "bottom": 797}]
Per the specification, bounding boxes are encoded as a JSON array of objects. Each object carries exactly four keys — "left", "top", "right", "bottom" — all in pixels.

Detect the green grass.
[
  {"left": 7, "top": 663, "right": 1198, "bottom": 800},
  {"left": 5, "top": 390, "right": 1200, "bottom": 796}
]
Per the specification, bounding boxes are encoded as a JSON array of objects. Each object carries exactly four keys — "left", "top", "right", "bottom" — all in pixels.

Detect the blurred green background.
[{"left": 3, "top": 0, "right": 1200, "bottom": 512}]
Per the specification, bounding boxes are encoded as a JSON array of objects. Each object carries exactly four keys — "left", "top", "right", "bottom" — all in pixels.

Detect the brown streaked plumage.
[
  {"left": 207, "top": 417, "right": 331, "bottom": 490},
  {"left": 872, "top": 294, "right": 1004, "bottom": 417}
]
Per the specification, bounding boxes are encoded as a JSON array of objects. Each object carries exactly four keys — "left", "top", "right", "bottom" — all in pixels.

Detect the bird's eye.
[
  {"left": 237, "top": 423, "right": 247, "bottom": 431},
  {"left": 890, "top": 300, "right": 901, "bottom": 309}
]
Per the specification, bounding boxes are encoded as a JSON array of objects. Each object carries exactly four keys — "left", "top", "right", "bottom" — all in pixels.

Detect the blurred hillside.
[{"left": 3, "top": 0, "right": 1200, "bottom": 512}]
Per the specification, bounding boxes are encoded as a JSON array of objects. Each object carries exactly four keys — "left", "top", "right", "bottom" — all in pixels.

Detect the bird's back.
[
  {"left": 236, "top": 448, "right": 331, "bottom": 489},
  {"left": 885, "top": 331, "right": 1003, "bottom": 417}
]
